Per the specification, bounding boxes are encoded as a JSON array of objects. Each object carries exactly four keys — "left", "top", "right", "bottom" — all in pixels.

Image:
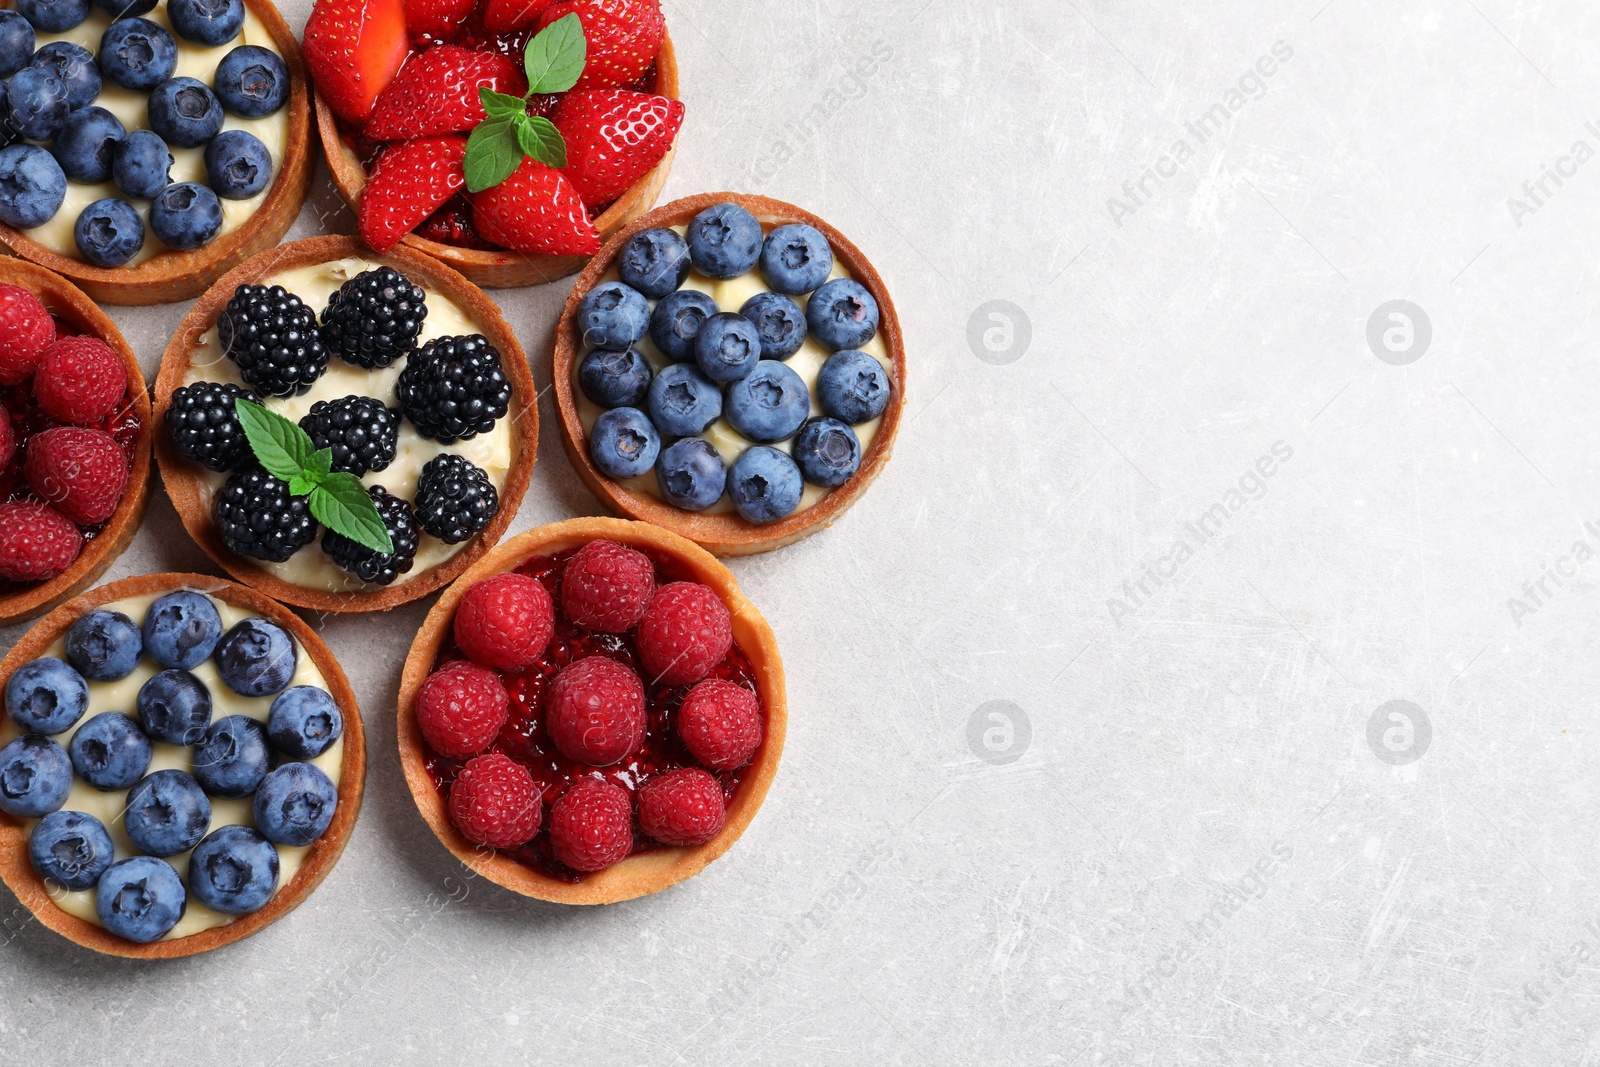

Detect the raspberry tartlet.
[
  {"left": 153, "top": 235, "right": 537, "bottom": 612},
  {"left": 0, "top": 259, "right": 151, "bottom": 626},
  {"left": 397, "top": 517, "right": 785, "bottom": 904},
  {"left": 0, "top": 0, "right": 313, "bottom": 306},
  {"left": 0, "top": 573, "right": 365, "bottom": 958},
  {"left": 553, "top": 192, "right": 906, "bottom": 556},
  {"left": 309, "top": 0, "right": 680, "bottom": 288}
]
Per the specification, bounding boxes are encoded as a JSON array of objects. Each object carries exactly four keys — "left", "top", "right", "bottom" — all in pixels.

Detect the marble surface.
[{"left": 5, "top": 0, "right": 1600, "bottom": 1063}]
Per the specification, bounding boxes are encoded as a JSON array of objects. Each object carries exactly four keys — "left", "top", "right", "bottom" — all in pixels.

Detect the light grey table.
[{"left": 4, "top": 0, "right": 1597, "bottom": 1062}]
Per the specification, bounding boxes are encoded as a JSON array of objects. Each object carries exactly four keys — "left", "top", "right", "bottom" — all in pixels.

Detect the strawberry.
[
  {"left": 405, "top": 0, "right": 475, "bottom": 39},
  {"left": 484, "top": 0, "right": 559, "bottom": 34},
  {"left": 365, "top": 46, "right": 527, "bottom": 140},
  {"left": 552, "top": 89, "right": 682, "bottom": 207},
  {"left": 537, "top": 0, "right": 664, "bottom": 91},
  {"left": 472, "top": 159, "right": 600, "bottom": 256},
  {"left": 358, "top": 134, "right": 468, "bottom": 252},
  {"left": 303, "top": 0, "right": 409, "bottom": 123}
]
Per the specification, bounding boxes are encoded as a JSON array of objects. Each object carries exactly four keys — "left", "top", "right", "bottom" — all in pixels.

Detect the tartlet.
[
  {"left": 153, "top": 235, "right": 538, "bottom": 613},
  {"left": 397, "top": 516, "right": 786, "bottom": 905},
  {"left": 0, "top": 572, "right": 366, "bottom": 958},
  {"left": 0, "top": 259, "right": 151, "bottom": 627},
  {"left": 553, "top": 192, "right": 906, "bottom": 556},
  {"left": 0, "top": 0, "right": 314, "bottom": 307}
]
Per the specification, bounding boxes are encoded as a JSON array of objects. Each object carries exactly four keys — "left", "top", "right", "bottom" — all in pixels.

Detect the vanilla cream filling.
[
  {"left": 183, "top": 257, "right": 516, "bottom": 593},
  {"left": 0, "top": 590, "right": 342, "bottom": 940},
  {"left": 574, "top": 225, "right": 892, "bottom": 517},
  {"left": 21, "top": 6, "right": 290, "bottom": 267}
]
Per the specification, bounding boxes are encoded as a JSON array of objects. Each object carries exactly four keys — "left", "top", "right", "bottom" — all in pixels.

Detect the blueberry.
[
  {"left": 213, "top": 44, "right": 287, "bottom": 118},
  {"left": 0, "top": 735, "right": 71, "bottom": 818},
  {"left": 740, "top": 291, "right": 806, "bottom": 361},
  {"left": 98, "top": 19, "right": 177, "bottom": 92},
  {"left": 806, "top": 278, "right": 879, "bottom": 351},
  {"left": 188, "top": 824, "right": 278, "bottom": 915},
  {"left": 816, "top": 350, "right": 890, "bottom": 425},
  {"left": 93, "top": 0, "right": 160, "bottom": 16},
  {"left": 759, "top": 223, "right": 833, "bottom": 295},
  {"left": 192, "top": 714, "right": 270, "bottom": 798},
  {"left": 141, "top": 590, "right": 222, "bottom": 669},
  {"left": 124, "top": 769, "right": 211, "bottom": 856},
  {"left": 31, "top": 42, "right": 99, "bottom": 110},
  {"left": 0, "top": 12, "right": 35, "bottom": 79},
  {"left": 96, "top": 856, "right": 185, "bottom": 943},
  {"left": 647, "top": 362, "right": 721, "bottom": 437},
  {"left": 619, "top": 226, "right": 690, "bottom": 298},
  {"left": 576, "top": 280, "right": 650, "bottom": 351},
  {"left": 649, "top": 289, "right": 717, "bottom": 362},
  {"left": 112, "top": 129, "right": 171, "bottom": 199},
  {"left": 29, "top": 810, "right": 113, "bottom": 891},
  {"left": 686, "top": 201, "right": 762, "bottom": 279},
  {"left": 588, "top": 406, "right": 660, "bottom": 480},
  {"left": 694, "top": 312, "right": 761, "bottom": 383},
  {"left": 167, "top": 0, "right": 243, "bottom": 46},
  {"left": 149, "top": 181, "right": 221, "bottom": 250},
  {"left": 578, "top": 347, "right": 652, "bottom": 409},
  {"left": 65, "top": 610, "right": 143, "bottom": 682},
  {"left": 792, "top": 416, "right": 861, "bottom": 488},
  {"left": 0, "top": 144, "right": 64, "bottom": 228},
  {"left": 5, "top": 66, "right": 69, "bottom": 141},
  {"left": 147, "top": 77, "right": 222, "bottom": 148},
  {"left": 725, "top": 360, "right": 810, "bottom": 443},
  {"left": 16, "top": 0, "right": 89, "bottom": 33},
  {"left": 215, "top": 617, "right": 297, "bottom": 697},
  {"left": 203, "top": 128, "right": 270, "bottom": 199},
  {"left": 655, "top": 437, "right": 726, "bottom": 511},
  {"left": 136, "top": 669, "right": 212, "bottom": 745},
  {"left": 51, "top": 106, "right": 122, "bottom": 185},
  {"left": 267, "top": 685, "right": 342, "bottom": 759},
  {"left": 253, "top": 762, "right": 337, "bottom": 846},
  {"left": 7, "top": 658, "right": 88, "bottom": 735},
  {"left": 68, "top": 712, "right": 152, "bottom": 790},
  {"left": 728, "top": 446, "right": 803, "bottom": 524},
  {"left": 74, "top": 197, "right": 144, "bottom": 267}
]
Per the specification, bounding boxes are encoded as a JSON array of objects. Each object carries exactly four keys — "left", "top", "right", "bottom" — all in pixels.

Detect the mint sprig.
[
  {"left": 235, "top": 399, "right": 394, "bottom": 555},
  {"left": 463, "top": 13, "right": 585, "bottom": 193}
]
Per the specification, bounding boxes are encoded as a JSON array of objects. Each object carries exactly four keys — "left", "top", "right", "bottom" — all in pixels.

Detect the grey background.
[{"left": 3, "top": 0, "right": 1598, "bottom": 1062}]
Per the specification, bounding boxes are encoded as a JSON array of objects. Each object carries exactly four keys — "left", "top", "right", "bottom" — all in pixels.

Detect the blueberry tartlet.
[
  {"left": 554, "top": 193, "right": 906, "bottom": 556},
  {"left": 398, "top": 516, "right": 785, "bottom": 905},
  {"left": 154, "top": 235, "right": 538, "bottom": 612},
  {"left": 0, "top": 573, "right": 364, "bottom": 957}
]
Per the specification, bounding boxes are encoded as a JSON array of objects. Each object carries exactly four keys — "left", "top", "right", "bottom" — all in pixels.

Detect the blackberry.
[
  {"left": 321, "top": 485, "right": 419, "bottom": 586},
  {"left": 414, "top": 454, "right": 498, "bottom": 544},
  {"left": 396, "top": 334, "right": 511, "bottom": 443},
  {"left": 165, "top": 380, "right": 257, "bottom": 472},
  {"left": 319, "top": 266, "right": 427, "bottom": 369},
  {"left": 298, "top": 395, "right": 399, "bottom": 475},
  {"left": 216, "top": 284, "right": 329, "bottom": 398},
  {"left": 214, "top": 469, "right": 317, "bottom": 563}
]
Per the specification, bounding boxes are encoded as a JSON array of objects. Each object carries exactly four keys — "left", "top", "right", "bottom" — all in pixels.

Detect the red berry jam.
[{"left": 423, "top": 548, "right": 762, "bottom": 882}]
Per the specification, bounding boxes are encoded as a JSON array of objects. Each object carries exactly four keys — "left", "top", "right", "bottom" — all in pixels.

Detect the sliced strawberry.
[
  {"left": 473, "top": 159, "right": 601, "bottom": 256},
  {"left": 304, "top": 0, "right": 409, "bottom": 123},
  {"left": 552, "top": 89, "right": 682, "bottom": 207},
  {"left": 405, "top": 0, "right": 475, "bottom": 39},
  {"left": 365, "top": 46, "right": 528, "bottom": 140},
  {"left": 537, "top": 0, "right": 664, "bottom": 91},
  {"left": 359, "top": 135, "right": 468, "bottom": 252},
  {"left": 484, "top": 0, "right": 559, "bottom": 34}
]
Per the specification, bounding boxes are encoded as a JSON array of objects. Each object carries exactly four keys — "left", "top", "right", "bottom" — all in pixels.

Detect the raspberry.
[
  {"left": 560, "top": 539, "right": 655, "bottom": 633},
  {"left": 0, "top": 407, "right": 14, "bottom": 472},
  {"left": 0, "top": 502, "right": 82, "bottom": 582},
  {"left": 677, "top": 678, "right": 762, "bottom": 771},
  {"left": 33, "top": 337, "right": 128, "bottom": 426},
  {"left": 448, "top": 752, "right": 542, "bottom": 848},
  {"left": 414, "top": 660, "right": 509, "bottom": 759},
  {"left": 453, "top": 573, "right": 554, "bottom": 672},
  {"left": 24, "top": 426, "right": 129, "bottom": 525},
  {"left": 0, "top": 283, "right": 55, "bottom": 386},
  {"left": 549, "top": 776, "right": 633, "bottom": 872},
  {"left": 638, "top": 768, "right": 726, "bottom": 847},
  {"left": 635, "top": 582, "right": 732, "bottom": 685},
  {"left": 545, "top": 656, "right": 645, "bottom": 766}
]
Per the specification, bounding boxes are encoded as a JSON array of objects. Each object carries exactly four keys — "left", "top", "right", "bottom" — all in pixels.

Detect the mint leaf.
[
  {"left": 306, "top": 449, "right": 333, "bottom": 480},
  {"left": 235, "top": 399, "right": 313, "bottom": 483},
  {"left": 309, "top": 473, "right": 394, "bottom": 555},
  {"left": 287, "top": 473, "right": 318, "bottom": 496},
  {"left": 480, "top": 87, "right": 526, "bottom": 121},
  {"left": 524, "top": 12, "right": 585, "bottom": 94},
  {"left": 464, "top": 117, "right": 524, "bottom": 192},
  {"left": 517, "top": 115, "right": 566, "bottom": 168}
]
